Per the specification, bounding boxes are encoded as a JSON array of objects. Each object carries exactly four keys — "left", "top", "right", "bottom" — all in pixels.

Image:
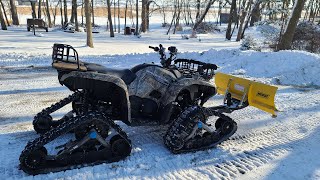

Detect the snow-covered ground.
[{"left": 0, "top": 17, "right": 320, "bottom": 180}]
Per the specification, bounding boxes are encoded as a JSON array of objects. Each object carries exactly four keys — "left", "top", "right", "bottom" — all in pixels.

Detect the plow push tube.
[{"left": 214, "top": 72, "right": 278, "bottom": 116}]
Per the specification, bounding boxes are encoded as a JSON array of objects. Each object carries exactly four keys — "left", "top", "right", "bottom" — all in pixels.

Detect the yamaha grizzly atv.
[{"left": 19, "top": 44, "right": 278, "bottom": 175}]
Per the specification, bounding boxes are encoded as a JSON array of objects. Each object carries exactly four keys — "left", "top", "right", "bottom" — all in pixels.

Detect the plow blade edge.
[{"left": 215, "top": 72, "right": 278, "bottom": 116}]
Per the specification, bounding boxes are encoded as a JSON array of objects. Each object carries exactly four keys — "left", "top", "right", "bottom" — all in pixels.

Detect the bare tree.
[
  {"left": 117, "top": 0, "right": 120, "bottom": 33},
  {"left": 60, "top": 0, "right": 63, "bottom": 26},
  {"left": 38, "top": 0, "right": 42, "bottom": 18},
  {"left": 166, "top": 2, "right": 177, "bottom": 35},
  {"left": 0, "top": 0, "right": 10, "bottom": 26},
  {"left": 173, "top": 0, "right": 182, "bottom": 34},
  {"left": 9, "top": 0, "right": 19, "bottom": 25},
  {"left": 124, "top": 0, "right": 128, "bottom": 29},
  {"left": 250, "top": 1, "right": 261, "bottom": 26},
  {"left": 49, "top": 0, "right": 59, "bottom": 25},
  {"left": 114, "top": 0, "right": 116, "bottom": 31},
  {"left": 64, "top": 0, "right": 68, "bottom": 25},
  {"left": 226, "top": 0, "right": 237, "bottom": 40},
  {"left": 107, "top": 0, "right": 114, "bottom": 37},
  {"left": 45, "top": 0, "right": 52, "bottom": 27},
  {"left": 141, "top": 0, "right": 147, "bottom": 32},
  {"left": 196, "top": 0, "right": 200, "bottom": 20},
  {"left": 277, "top": 0, "right": 306, "bottom": 50},
  {"left": 31, "top": 1, "right": 37, "bottom": 18},
  {"left": 85, "top": 0, "right": 93, "bottom": 47},
  {"left": 135, "top": 0, "right": 139, "bottom": 35},
  {"left": 91, "top": 0, "right": 94, "bottom": 26},
  {"left": 192, "top": 0, "right": 216, "bottom": 35},
  {"left": 0, "top": 1, "right": 7, "bottom": 30},
  {"left": 70, "top": 0, "right": 76, "bottom": 23},
  {"left": 72, "top": 0, "right": 79, "bottom": 31},
  {"left": 236, "top": 0, "right": 251, "bottom": 41}
]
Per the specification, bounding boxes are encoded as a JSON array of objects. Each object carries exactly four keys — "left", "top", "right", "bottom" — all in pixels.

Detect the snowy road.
[{"left": 0, "top": 65, "right": 319, "bottom": 180}]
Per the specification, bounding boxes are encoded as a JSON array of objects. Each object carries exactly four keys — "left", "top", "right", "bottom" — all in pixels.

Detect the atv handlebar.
[{"left": 149, "top": 46, "right": 160, "bottom": 52}]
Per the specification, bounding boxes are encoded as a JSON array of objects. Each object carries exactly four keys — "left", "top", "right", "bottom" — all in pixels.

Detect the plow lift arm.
[{"left": 210, "top": 72, "right": 278, "bottom": 117}]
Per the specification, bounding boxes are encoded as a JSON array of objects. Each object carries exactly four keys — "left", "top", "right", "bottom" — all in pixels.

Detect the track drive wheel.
[{"left": 33, "top": 114, "right": 53, "bottom": 134}]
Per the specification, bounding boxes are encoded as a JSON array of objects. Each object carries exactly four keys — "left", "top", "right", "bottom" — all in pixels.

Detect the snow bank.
[
  {"left": 196, "top": 49, "right": 320, "bottom": 87},
  {"left": 0, "top": 49, "right": 319, "bottom": 87}
]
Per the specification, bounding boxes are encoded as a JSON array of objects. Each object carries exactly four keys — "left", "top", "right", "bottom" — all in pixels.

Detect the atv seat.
[
  {"left": 85, "top": 63, "right": 137, "bottom": 85},
  {"left": 52, "top": 61, "right": 87, "bottom": 71}
]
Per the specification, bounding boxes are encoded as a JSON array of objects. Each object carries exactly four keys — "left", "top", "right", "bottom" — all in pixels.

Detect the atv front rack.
[{"left": 174, "top": 59, "right": 217, "bottom": 80}]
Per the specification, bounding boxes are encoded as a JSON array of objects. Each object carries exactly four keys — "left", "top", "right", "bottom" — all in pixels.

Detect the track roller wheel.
[
  {"left": 21, "top": 147, "right": 47, "bottom": 171},
  {"left": 33, "top": 114, "right": 53, "bottom": 134},
  {"left": 220, "top": 120, "right": 236, "bottom": 135},
  {"left": 110, "top": 135, "right": 131, "bottom": 157},
  {"left": 215, "top": 118, "right": 224, "bottom": 129}
]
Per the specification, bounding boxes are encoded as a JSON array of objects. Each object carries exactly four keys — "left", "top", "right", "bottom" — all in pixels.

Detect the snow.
[{"left": 0, "top": 15, "right": 320, "bottom": 180}]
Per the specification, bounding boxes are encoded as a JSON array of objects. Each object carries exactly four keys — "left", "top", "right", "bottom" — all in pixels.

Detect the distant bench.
[{"left": 27, "top": 18, "right": 48, "bottom": 32}]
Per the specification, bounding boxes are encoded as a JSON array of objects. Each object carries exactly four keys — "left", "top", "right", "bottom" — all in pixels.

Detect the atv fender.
[
  {"left": 162, "top": 78, "right": 216, "bottom": 106},
  {"left": 60, "top": 71, "right": 131, "bottom": 124}
]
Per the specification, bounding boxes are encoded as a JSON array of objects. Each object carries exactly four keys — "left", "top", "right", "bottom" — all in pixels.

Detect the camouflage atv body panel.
[{"left": 59, "top": 64, "right": 216, "bottom": 126}]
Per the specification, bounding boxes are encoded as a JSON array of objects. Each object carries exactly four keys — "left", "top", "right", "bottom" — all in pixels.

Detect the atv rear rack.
[
  {"left": 52, "top": 43, "right": 86, "bottom": 71},
  {"left": 174, "top": 59, "right": 217, "bottom": 80}
]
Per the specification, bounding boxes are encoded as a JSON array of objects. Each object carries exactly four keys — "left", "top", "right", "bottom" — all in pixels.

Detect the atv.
[{"left": 19, "top": 44, "right": 278, "bottom": 175}]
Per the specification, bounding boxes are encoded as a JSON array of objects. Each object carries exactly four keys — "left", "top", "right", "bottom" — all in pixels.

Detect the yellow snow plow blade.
[{"left": 215, "top": 72, "right": 278, "bottom": 116}]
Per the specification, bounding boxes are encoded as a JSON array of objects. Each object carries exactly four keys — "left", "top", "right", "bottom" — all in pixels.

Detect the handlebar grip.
[{"left": 149, "top": 46, "right": 160, "bottom": 52}]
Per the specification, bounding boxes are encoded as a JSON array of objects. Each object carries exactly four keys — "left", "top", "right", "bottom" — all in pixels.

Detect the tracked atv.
[{"left": 19, "top": 44, "right": 278, "bottom": 175}]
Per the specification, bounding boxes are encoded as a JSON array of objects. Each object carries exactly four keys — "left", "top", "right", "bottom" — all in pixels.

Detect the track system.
[
  {"left": 164, "top": 106, "right": 237, "bottom": 153},
  {"left": 33, "top": 92, "right": 82, "bottom": 134},
  {"left": 20, "top": 110, "right": 131, "bottom": 175}
]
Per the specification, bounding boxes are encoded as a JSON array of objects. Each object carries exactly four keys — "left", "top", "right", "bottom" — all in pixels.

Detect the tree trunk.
[
  {"left": 70, "top": 0, "right": 75, "bottom": 23},
  {"left": 277, "top": 0, "right": 306, "bottom": 50},
  {"left": 64, "top": 0, "right": 68, "bottom": 25},
  {"left": 166, "top": 4, "right": 177, "bottom": 35},
  {"left": 146, "top": 1, "right": 150, "bottom": 30},
  {"left": 51, "top": 1, "right": 59, "bottom": 25},
  {"left": 81, "top": 0, "right": 83, "bottom": 24},
  {"left": 85, "top": 0, "right": 93, "bottom": 47},
  {"left": 46, "top": 0, "right": 52, "bottom": 27},
  {"left": 117, "top": 0, "right": 120, "bottom": 33},
  {"left": 107, "top": 0, "right": 114, "bottom": 37},
  {"left": 72, "top": 0, "right": 78, "bottom": 30},
  {"left": 135, "top": 0, "right": 139, "bottom": 35},
  {"left": 113, "top": 0, "right": 116, "bottom": 32},
  {"left": 173, "top": 0, "right": 181, "bottom": 34},
  {"left": 38, "top": 0, "right": 42, "bottom": 18},
  {"left": 60, "top": 0, "right": 63, "bottom": 26},
  {"left": 226, "top": 0, "right": 236, "bottom": 40},
  {"left": 9, "top": 0, "right": 19, "bottom": 25},
  {"left": 124, "top": 0, "right": 128, "bottom": 30},
  {"left": 0, "top": 0, "right": 10, "bottom": 26},
  {"left": 236, "top": 0, "right": 251, "bottom": 41},
  {"left": 0, "top": 1, "right": 7, "bottom": 30},
  {"left": 91, "top": 0, "right": 94, "bottom": 26},
  {"left": 31, "top": 1, "right": 37, "bottom": 19},
  {"left": 192, "top": 0, "right": 215, "bottom": 34},
  {"left": 196, "top": 0, "right": 200, "bottom": 20},
  {"left": 141, "top": 0, "right": 147, "bottom": 32},
  {"left": 250, "top": 1, "right": 260, "bottom": 26}
]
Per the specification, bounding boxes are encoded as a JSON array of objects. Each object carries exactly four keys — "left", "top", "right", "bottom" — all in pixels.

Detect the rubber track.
[
  {"left": 32, "top": 92, "right": 81, "bottom": 134},
  {"left": 20, "top": 110, "right": 130, "bottom": 175},
  {"left": 164, "top": 106, "right": 237, "bottom": 154}
]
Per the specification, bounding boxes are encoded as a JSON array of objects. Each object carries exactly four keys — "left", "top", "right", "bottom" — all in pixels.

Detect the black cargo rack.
[
  {"left": 52, "top": 43, "right": 81, "bottom": 70},
  {"left": 174, "top": 59, "right": 218, "bottom": 80}
]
